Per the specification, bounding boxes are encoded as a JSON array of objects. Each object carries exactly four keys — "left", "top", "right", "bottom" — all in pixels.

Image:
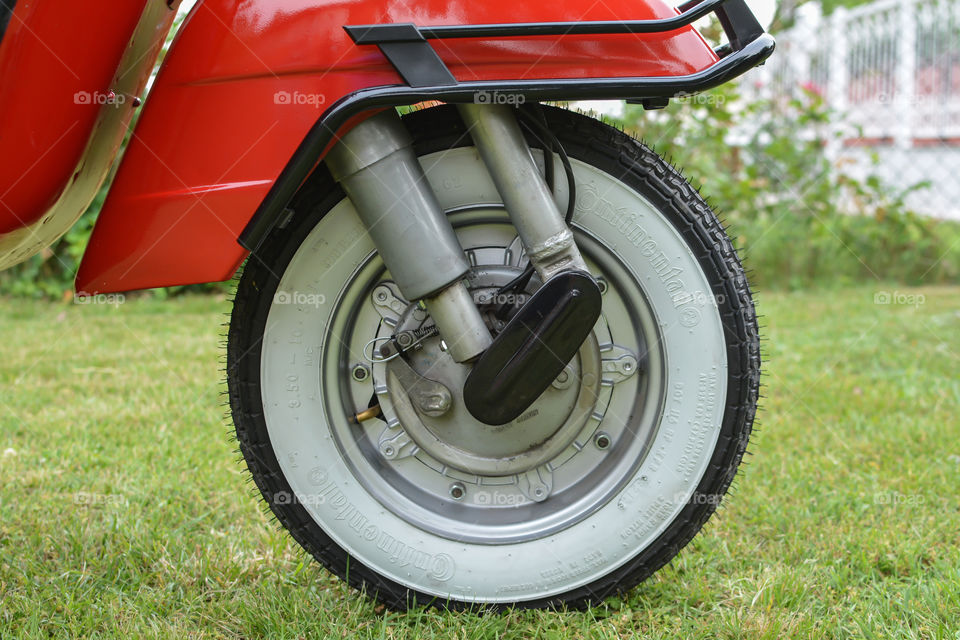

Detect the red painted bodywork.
[
  {"left": 0, "top": 0, "right": 150, "bottom": 233},
  {"left": 75, "top": 0, "right": 719, "bottom": 294}
]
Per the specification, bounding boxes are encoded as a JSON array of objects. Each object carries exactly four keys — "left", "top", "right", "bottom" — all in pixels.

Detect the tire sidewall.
[{"left": 253, "top": 148, "right": 729, "bottom": 603}]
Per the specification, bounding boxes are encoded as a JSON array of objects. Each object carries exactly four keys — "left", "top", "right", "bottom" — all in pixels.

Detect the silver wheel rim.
[
  {"left": 325, "top": 207, "right": 664, "bottom": 544},
  {"left": 260, "top": 147, "right": 729, "bottom": 602}
]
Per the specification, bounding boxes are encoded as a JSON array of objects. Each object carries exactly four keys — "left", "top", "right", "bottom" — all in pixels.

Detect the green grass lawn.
[{"left": 1, "top": 286, "right": 958, "bottom": 639}]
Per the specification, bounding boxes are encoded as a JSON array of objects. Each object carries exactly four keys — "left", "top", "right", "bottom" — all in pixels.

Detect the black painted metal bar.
[
  {"left": 346, "top": 0, "right": 726, "bottom": 44},
  {"left": 238, "top": 33, "right": 775, "bottom": 252}
]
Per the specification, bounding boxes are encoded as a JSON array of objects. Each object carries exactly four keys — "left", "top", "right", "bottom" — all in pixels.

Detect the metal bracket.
[
  {"left": 342, "top": 0, "right": 768, "bottom": 96},
  {"left": 346, "top": 23, "right": 457, "bottom": 88},
  {"left": 518, "top": 465, "right": 553, "bottom": 503},
  {"left": 383, "top": 345, "right": 453, "bottom": 418}
]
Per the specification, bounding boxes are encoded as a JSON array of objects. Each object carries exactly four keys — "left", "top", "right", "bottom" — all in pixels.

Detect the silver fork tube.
[
  {"left": 457, "top": 103, "right": 588, "bottom": 280},
  {"left": 325, "top": 110, "right": 492, "bottom": 362}
]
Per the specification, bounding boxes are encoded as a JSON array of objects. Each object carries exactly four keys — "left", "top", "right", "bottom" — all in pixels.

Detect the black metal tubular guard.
[{"left": 238, "top": 0, "right": 775, "bottom": 252}]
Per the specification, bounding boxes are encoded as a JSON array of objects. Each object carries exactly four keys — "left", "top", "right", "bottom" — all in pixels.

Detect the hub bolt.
[
  {"left": 449, "top": 482, "right": 466, "bottom": 500},
  {"left": 351, "top": 363, "right": 370, "bottom": 382}
]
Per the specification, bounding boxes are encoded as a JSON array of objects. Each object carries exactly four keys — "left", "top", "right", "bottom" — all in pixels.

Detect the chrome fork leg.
[
  {"left": 325, "top": 110, "right": 492, "bottom": 363},
  {"left": 457, "top": 103, "right": 589, "bottom": 280}
]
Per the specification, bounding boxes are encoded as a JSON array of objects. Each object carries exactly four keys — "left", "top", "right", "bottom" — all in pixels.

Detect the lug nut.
[{"left": 449, "top": 482, "right": 465, "bottom": 500}]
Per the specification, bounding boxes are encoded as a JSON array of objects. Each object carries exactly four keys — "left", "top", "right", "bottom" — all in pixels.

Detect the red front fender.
[{"left": 76, "top": 0, "right": 719, "bottom": 294}]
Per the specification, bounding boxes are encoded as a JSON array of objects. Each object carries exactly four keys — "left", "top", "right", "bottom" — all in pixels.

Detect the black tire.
[{"left": 227, "top": 104, "right": 760, "bottom": 610}]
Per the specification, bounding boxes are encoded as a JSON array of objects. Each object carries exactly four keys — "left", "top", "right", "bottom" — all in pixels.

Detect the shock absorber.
[
  {"left": 457, "top": 103, "right": 589, "bottom": 280},
  {"left": 325, "top": 109, "right": 492, "bottom": 363},
  {"left": 456, "top": 103, "right": 602, "bottom": 425}
]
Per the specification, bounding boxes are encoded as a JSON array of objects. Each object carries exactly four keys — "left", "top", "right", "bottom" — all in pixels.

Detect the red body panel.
[
  {"left": 0, "top": 0, "right": 178, "bottom": 269},
  {"left": 76, "top": 0, "right": 719, "bottom": 294},
  {"left": 0, "top": 0, "right": 148, "bottom": 233}
]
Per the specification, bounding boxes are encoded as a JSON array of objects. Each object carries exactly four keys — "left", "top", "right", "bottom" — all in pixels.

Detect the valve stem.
[{"left": 350, "top": 405, "right": 382, "bottom": 424}]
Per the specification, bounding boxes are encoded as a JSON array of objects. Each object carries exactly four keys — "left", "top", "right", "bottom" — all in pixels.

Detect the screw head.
[
  {"left": 449, "top": 483, "right": 465, "bottom": 500},
  {"left": 596, "top": 278, "right": 608, "bottom": 295}
]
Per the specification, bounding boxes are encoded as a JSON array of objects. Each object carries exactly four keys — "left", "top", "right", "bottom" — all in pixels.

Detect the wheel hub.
[
  {"left": 374, "top": 267, "right": 604, "bottom": 477},
  {"left": 332, "top": 218, "right": 656, "bottom": 542}
]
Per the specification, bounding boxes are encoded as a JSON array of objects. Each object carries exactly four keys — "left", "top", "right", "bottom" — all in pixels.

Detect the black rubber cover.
[
  {"left": 0, "top": 1, "right": 17, "bottom": 42},
  {"left": 463, "top": 269, "right": 602, "bottom": 425}
]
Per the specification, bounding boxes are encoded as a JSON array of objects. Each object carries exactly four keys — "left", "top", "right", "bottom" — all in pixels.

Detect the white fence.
[{"left": 744, "top": 0, "right": 960, "bottom": 218}]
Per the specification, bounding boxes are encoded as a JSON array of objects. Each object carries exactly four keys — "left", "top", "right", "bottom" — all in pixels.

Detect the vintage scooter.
[{"left": 0, "top": 0, "right": 772, "bottom": 608}]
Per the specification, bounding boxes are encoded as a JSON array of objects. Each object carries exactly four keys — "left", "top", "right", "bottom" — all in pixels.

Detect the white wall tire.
[{"left": 227, "top": 105, "right": 760, "bottom": 609}]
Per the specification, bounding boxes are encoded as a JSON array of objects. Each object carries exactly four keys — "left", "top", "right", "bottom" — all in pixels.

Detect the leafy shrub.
[{"left": 611, "top": 83, "right": 960, "bottom": 290}]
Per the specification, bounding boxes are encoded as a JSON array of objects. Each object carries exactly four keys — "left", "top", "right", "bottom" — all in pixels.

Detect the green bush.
[{"left": 610, "top": 84, "right": 960, "bottom": 290}]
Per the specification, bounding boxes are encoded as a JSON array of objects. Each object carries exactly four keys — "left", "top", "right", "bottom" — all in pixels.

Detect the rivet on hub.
[{"left": 594, "top": 431, "right": 612, "bottom": 450}]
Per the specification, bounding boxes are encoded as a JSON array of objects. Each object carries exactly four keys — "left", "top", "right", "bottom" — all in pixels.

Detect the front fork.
[{"left": 324, "top": 105, "right": 587, "bottom": 363}]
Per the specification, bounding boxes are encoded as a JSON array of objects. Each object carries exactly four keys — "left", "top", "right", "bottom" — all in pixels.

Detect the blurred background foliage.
[{"left": 611, "top": 82, "right": 960, "bottom": 290}]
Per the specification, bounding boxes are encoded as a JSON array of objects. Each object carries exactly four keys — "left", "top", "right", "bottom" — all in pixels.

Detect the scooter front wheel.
[{"left": 227, "top": 105, "right": 760, "bottom": 609}]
